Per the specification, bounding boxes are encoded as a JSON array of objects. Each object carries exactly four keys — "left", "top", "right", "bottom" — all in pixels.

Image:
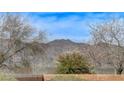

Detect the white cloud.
[
  {"left": 20, "top": 12, "right": 124, "bottom": 42},
  {"left": 25, "top": 14, "right": 91, "bottom": 42}
]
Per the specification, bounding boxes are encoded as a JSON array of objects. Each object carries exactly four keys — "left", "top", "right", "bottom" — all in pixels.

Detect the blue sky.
[{"left": 11, "top": 12, "right": 124, "bottom": 42}]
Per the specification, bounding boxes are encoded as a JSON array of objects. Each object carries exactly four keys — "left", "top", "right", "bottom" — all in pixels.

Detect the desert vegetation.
[
  {"left": 0, "top": 72, "right": 16, "bottom": 80},
  {"left": 0, "top": 13, "right": 45, "bottom": 75},
  {"left": 49, "top": 75, "right": 83, "bottom": 81},
  {"left": 0, "top": 13, "right": 124, "bottom": 80},
  {"left": 89, "top": 18, "right": 124, "bottom": 74},
  {"left": 56, "top": 52, "right": 93, "bottom": 74}
]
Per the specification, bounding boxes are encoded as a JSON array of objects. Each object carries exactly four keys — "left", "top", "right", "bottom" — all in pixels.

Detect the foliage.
[{"left": 56, "top": 52, "right": 93, "bottom": 74}]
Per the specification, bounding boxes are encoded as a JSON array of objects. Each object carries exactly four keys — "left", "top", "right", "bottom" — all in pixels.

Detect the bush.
[{"left": 56, "top": 52, "right": 93, "bottom": 74}]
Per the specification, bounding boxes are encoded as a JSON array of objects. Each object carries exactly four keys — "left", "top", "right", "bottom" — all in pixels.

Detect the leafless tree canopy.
[
  {"left": 89, "top": 18, "right": 124, "bottom": 74},
  {"left": 0, "top": 13, "right": 45, "bottom": 73}
]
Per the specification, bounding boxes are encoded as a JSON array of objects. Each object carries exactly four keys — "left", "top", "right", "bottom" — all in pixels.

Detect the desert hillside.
[{"left": 31, "top": 39, "right": 116, "bottom": 74}]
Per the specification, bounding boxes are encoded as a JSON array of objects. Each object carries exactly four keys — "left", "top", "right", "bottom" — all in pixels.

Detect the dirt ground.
[{"left": 16, "top": 74, "right": 124, "bottom": 81}]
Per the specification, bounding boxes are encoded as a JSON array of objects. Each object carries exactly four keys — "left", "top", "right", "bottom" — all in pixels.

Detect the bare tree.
[
  {"left": 85, "top": 44, "right": 106, "bottom": 66},
  {"left": 0, "top": 13, "right": 45, "bottom": 73},
  {"left": 89, "top": 18, "right": 124, "bottom": 74}
]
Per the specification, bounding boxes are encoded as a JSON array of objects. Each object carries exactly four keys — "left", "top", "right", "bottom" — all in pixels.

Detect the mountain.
[
  {"left": 46, "top": 39, "right": 89, "bottom": 59},
  {"left": 0, "top": 38, "right": 117, "bottom": 75},
  {"left": 34, "top": 39, "right": 116, "bottom": 74},
  {"left": 33, "top": 39, "right": 91, "bottom": 74},
  {"left": 2, "top": 39, "right": 116, "bottom": 74}
]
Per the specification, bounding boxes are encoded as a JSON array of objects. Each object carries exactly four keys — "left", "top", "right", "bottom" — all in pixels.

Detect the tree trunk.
[{"left": 116, "top": 68, "right": 123, "bottom": 74}]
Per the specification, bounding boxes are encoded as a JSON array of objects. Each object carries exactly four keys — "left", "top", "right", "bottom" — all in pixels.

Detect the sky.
[{"left": 8, "top": 12, "right": 124, "bottom": 42}]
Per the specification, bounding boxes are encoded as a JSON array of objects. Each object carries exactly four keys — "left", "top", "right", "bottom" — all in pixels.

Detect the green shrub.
[{"left": 56, "top": 52, "right": 93, "bottom": 74}]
